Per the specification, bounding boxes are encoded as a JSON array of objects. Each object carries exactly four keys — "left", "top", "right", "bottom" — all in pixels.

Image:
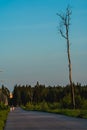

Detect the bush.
[
  {"left": 0, "top": 120, "right": 4, "bottom": 130},
  {"left": 81, "top": 99, "right": 87, "bottom": 109},
  {"left": 0, "top": 102, "right": 8, "bottom": 110},
  {"left": 25, "top": 102, "right": 34, "bottom": 110},
  {"left": 40, "top": 101, "right": 49, "bottom": 111},
  {"left": 75, "top": 95, "right": 82, "bottom": 109},
  {"left": 77, "top": 110, "right": 87, "bottom": 118},
  {"left": 25, "top": 101, "right": 49, "bottom": 111},
  {"left": 34, "top": 103, "right": 41, "bottom": 110},
  {"left": 0, "top": 109, "right": 9, "bottom": 130},
  {"left": 61, "top": 94, "right": 72, "bottom": 108},
  {"left": 48, "top": 102, "right": 61, "bottom": 109}
]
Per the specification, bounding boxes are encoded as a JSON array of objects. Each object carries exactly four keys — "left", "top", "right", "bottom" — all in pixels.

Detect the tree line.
[
  {"left": 0, "top": 85, "right": 10, "bottom": 106},
  {"left": 10, "top": 82, "right": 87, "bottom": 109}
]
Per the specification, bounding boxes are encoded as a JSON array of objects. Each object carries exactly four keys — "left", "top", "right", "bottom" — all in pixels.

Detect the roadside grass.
[
  {"left": 47, "top": 109, "right": 87, "bottom": 119},
  {"left": 47, "top": 109, "right": 87, "bottom": 118},
  {"left": 77, "top": 110, "right": 87, "bottom": 118},
  {"left": 22, "top": 102, "right": 87, "bottom": 119},
  {"left": 0, "top": 109, "right": 9, "bottom": 130}
]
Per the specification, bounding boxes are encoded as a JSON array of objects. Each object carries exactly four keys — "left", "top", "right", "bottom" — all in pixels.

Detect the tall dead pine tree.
[{"left": 57, "top": 6, "right": 75, "bottom": 109}]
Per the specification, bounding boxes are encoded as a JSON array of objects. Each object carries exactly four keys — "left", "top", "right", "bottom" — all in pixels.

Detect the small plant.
[
  {"left": 61, "top": 94, "right": 72, "bottom": 108},
  {"left": 25, "top": 102, "right": 34, "bottom": 110},
  {"left": 78, "top": 110, "right": 87, "bottom": 118},
  {"left": 40, "top": 101, "right": 49, "bottom": 111},
  {"left": 0, "top": 109, "right": 9, "bottom": 130},
  {"left": 48, "top": 102, "right": 61, "bottom": 109},
  {"left": 0, "top": 102, "right": 10, "bottom": 130},
  {"left": 81, "top": 99, "right": 87, "bottom": 109}
]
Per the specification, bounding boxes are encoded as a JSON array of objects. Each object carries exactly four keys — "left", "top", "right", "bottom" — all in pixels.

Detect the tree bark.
[
  {"left": 57, "top": 6, "right": 75, "bottom": 108},
  {"left": 66, "top": 32, "right": 75, "bottom": 109}
]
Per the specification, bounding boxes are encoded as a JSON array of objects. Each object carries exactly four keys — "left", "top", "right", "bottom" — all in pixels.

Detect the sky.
[{"left": 0, "top": 0, "right": 87, "bottom": 91}]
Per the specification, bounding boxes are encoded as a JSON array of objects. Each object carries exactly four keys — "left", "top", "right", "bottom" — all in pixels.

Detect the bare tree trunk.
[
  {"left": 57, "top": 6, "right": 75, "bottom": 109},
  {"left": 66, "top": 30, "right": 75, "bottom": 109}
]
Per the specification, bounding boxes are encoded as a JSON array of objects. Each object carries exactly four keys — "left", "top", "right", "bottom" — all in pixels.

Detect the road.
[{"left": 5, "top": 107, "right": 87, "bottom": 130}]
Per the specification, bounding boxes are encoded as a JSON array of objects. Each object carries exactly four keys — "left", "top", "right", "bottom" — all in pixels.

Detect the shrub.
[
  {"left": 25, "top": 102, "right": 34, "bottom": 110},
  {"left": 61, "top": 94, "right": 72, "bottom": 108},
  {"left": 0, "top": 102, "right": 9, "bottom": 110},
  {"left": 48, "top": 102, "right": 61, "bottom": 109},
  {"left": 81, "top": 99, "right": 87, "bottom": 109},
  {"left": 0, "top": 109, "right": 9, "bottom": 130},
  {"left": 34, "top": 103, "right": 41, "bottom": 110},
  {"left": 77, "top": 110, "right": 87, "bottom": 118},
  {"left": 40, "top": 101, "right": 49, "bottom": 111},
  {"left": 75, "top": 95, "right": 82, "bottom": 108}
]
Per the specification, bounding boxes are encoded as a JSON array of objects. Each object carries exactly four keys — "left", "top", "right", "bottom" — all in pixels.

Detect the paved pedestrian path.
[{"left": 5, "top": 107, "right": 87, "bottom": 130}]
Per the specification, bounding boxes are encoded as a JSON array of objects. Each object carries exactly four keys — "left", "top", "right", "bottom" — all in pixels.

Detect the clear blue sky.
[{"left": 0, "top": 0, "right": 87, "bottom": 91}]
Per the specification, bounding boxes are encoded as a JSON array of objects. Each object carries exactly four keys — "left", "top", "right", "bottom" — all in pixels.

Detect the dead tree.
[{"left": 57, "top": 6, "right": 75, "bottom": 109}]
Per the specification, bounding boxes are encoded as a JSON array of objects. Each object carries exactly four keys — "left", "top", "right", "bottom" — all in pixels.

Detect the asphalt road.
[{"left": 5, "top": 107, "right": 87, "bottom": 130}]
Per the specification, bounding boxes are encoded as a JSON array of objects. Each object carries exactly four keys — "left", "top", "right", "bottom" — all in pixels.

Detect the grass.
[
  {"left": 0, "top": 109, "right": 9, "bottom": 130},
  {"left": 46, "top": 109, "right": 87, "bottom": 119},
  {"left": 22, "top": 102, "right": 87, "bottom": 119},
  {"left": 47, "top": 109, "right": 87, "bottom": 118}
]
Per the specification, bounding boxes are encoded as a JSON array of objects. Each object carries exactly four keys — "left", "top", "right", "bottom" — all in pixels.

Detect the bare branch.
[
  {"left": 56, "top": 13, "right": 66, "bottom": 21},
  {"left": 59, "top": 29, "right": 67, "bottom": 39},
  {"left": 66, "top": 6, "right": 72, "bottom": 26}
]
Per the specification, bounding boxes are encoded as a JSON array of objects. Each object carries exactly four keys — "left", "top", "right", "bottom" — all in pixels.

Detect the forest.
[{"left": 8, "top": 81, "right": 87, "bottom": 109}]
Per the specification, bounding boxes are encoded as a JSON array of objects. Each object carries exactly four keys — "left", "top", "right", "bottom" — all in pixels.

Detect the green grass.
[
  {"left": 44, "top": 109, "right": 87, "bottom": 119},
  {"left": 47, "top": 109, "right": 82, "bottom": 117},
  {"left": 77, "top": 110, "right": 87, "bottom": 118},
  {"left": 22, "top": 102, "right": 87, "bottom": 119},
  {"left": 0, "top": 109, "right": 9, "bottom": 130}
]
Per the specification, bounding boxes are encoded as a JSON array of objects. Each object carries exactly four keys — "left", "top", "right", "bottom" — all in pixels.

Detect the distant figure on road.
[{"left": 10, "top": 105, "right": 15, "bottom": 111}]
